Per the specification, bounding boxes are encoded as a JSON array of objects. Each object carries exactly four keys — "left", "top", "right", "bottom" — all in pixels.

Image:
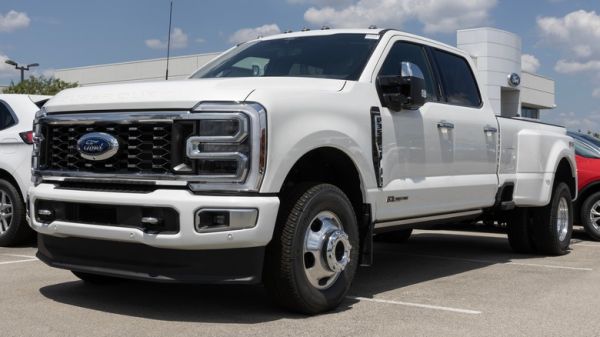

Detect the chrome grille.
[{"left": 42, "top": 123, "right": 172, "bottom": 174}]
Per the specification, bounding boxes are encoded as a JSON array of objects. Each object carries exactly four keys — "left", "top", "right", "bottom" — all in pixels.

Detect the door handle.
[
  {"left": 437, "top": 121, "right": 455, "bottom": 129},
  {"left": 483, "top": 126, "right": 498, "bottom": 134}
]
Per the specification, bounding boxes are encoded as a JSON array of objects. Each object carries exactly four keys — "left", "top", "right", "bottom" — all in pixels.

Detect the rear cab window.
[{"left": 432, "top": 49, "right": 482, "bottom": 108}]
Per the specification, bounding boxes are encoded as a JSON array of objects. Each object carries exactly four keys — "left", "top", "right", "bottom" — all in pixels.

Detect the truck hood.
[{"left": 44, "top": 77, "right": 346, "bottom": 113}]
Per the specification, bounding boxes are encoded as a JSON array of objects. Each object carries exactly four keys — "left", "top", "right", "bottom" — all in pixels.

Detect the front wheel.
[
  {"left": 264, "top": 183, "right": 359, "bottom": 314},
  {"left": 531, "top": 182, "right": 573, "bottom": 255},
  {"left": 580, "top": 192, "right": 600, "bottom": 241}
]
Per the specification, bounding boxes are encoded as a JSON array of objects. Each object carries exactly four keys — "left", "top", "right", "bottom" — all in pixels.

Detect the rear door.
[{"left": 427, "top": 48, "right": 499, "bottom": 209}]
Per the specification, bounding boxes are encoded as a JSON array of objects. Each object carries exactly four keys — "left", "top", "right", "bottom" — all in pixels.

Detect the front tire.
[
  {"left": 0, "top": 179, "right": 31, "bottom": 247},
  {"left": 580, "top": 192, "right": 600, "bottom": 241},
  {"left": 531, "top": 182, "right": 573, "bottom": 255},
  {"left": 264, "top": 183, "right": 359, "bottom": 315}
]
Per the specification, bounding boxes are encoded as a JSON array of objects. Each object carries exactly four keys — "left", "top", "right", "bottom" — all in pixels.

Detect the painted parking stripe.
[
  {"left": 0, "top": 258, "right": 38, "bottom": 265},
  {"left": 348, "top": 296, "right": 482, "bottom": 315},
  {"left": 389, "top": 252, "right": 593, "bottom": 271},
  {"left": 2, "top": 254, "right": 37, "bottom": 259}
]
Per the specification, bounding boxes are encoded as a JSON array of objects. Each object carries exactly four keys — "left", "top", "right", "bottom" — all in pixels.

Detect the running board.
[{"left": 373, "top": 210, "right": 482, "bottom": 233}]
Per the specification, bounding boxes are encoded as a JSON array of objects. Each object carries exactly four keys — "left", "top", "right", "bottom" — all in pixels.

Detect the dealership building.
[{"left": 54, "top": 27, "right": 555, "bottom": 119}]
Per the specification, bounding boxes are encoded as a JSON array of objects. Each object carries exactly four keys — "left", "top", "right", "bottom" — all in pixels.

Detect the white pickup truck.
[{"left": 29, "top": 28, "right": 576, "bottom": 314}]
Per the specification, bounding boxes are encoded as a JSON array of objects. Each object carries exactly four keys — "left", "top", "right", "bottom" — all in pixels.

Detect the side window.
[
  {"left": 433, "top": 49, "right": 482, "bottom": 107},
  {"left": 379, "top": 41, "right": 437, "bottom": 102},
  {"left": 0, "top": 102, "right": 16, "bottom": 131}
]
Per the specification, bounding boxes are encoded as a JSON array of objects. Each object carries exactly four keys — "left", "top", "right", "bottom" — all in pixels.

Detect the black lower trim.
[{"left": 37, "top": 234, "right": 265, "bottom": 284}]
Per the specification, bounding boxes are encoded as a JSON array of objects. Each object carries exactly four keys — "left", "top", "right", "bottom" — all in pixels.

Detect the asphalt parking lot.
[{"left": 2, "top": 226, "right": 600, "bottom": 337}]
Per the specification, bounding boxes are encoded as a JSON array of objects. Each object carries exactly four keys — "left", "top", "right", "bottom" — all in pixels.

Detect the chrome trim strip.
[{"left": 374, "top": 210, "right": 482, "bottom": 229}]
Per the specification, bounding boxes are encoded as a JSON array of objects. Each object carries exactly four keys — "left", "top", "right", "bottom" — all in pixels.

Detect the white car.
[
  {"left": 29, "top": 29, "right": 576, "bottom": 314},
  {"left": 0, "top": 94, "right": 50, "bottom": 246}
]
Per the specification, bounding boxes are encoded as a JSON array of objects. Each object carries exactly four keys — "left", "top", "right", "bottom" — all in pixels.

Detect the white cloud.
[
  {"left": 521, "top": 54, "right": 540, "bottom": 73},
  {"left": 0, "top": 52, "right": 16, "bottom": 78},
  {"left": 0, "top": 10, "right": 30, "bottom": 32},
  {"left": 195, "top": 37, "right": 206, "bottom": 44},
  {"left": 593, "top": 88, "right": 600, "bottom": 98},
  {"left": 228, "top": 24, "right": 281, "bottom": 44},
  {"left": 544, "top": 111, "right": 600, "bottom": 132},
  {"left": 302, "top": 0, "right": 497, "bottom": 34},
  {"left": 145, "top": 27, "right": 188, "bottom": 49},
  {"left": 554, "top": 60, "right": 600, "bottom": 74},
  {"left": 538, "top": 10, "right": 600, "bottom": 59}
]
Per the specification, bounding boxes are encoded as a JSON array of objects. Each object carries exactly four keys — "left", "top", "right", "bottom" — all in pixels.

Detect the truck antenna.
[{"left": 165, "top": 1, "right": 173, "bottom": 81}]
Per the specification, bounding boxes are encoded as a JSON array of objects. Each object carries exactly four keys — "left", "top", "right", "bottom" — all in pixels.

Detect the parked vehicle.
[
  {"left": 568, "top": 132, "right": 600, "bottom": 240},
  {"left": 0, "top": 94, "right": 50, "bottom": 246},
  {"left": 29, "top": 29, "right": 576, "bottom": 314}
]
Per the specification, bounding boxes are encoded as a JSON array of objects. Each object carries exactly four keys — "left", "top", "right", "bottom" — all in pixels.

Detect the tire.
[
  {"left": 264, "top": 183, "right": 359, "bottom": 315},
  {"left": 531, "top": 182, "right": 573, "bottom": 255},
  {"left": 506, "top": 208, "right": 536, "bottom": 254},
  {"left": 72, "top": 271, "right": 121, "bottom": 285},
  {"left": 580, "top": 192, "right": 600, "bottom": 241},
  {"left": 0, "top": 179, "right": 32, "bottom": 247},
  {"left": 374, "top": 229, "right": 412, "bottom": 243}
]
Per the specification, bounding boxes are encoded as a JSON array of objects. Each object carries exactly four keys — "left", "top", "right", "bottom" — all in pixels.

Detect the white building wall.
[
  {"left": 55, "top": 52, "right": 221, "bottom": 86},
  {"left": 457, "top": 27, "right": 523, "bottom": 117},
  {"left": 521, "top": 72, "right": 555, "bottom": 109}
]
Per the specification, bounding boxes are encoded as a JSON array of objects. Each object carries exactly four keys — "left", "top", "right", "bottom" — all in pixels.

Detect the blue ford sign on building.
[{"left": 76, "top": 132, "right": 119, "bottom": 161}]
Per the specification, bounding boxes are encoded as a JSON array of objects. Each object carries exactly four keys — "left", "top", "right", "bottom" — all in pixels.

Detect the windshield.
[{"left": 191, "top": 34, "right": 379, "bottom": 81}]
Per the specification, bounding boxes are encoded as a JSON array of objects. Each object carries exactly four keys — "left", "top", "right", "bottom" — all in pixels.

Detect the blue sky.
[{"left": 1, "top": 0, "right": 600, "bottom": 131}]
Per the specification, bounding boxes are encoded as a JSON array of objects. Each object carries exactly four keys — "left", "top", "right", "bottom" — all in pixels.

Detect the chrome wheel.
[
  {"left": 303, "top": 211, "right": 352, "bottom": 290},
  {"left": 0, "top": 190, "right": 13, "bottom": 235},
  {"left": 557, "top": 197, "right": 569, "bottom": 242},
  {"left": 590, "top": 200, "right": 600, "bottom": 231}
]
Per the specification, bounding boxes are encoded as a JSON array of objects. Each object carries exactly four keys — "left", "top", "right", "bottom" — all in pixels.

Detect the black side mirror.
[{"left": 377, "top": 62, "right": 427, "bottom": 112}]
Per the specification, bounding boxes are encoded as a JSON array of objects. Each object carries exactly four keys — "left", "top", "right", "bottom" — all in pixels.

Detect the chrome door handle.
[
  {"left": 437, "top": 121, "right": 455, "bottom": 129},
  {"left": 483, "top": 126, "right": 498, "bottom": 134}
]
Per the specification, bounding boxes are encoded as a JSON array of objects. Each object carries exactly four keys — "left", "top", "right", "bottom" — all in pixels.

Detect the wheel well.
[
  {"left": 555, "top": 158, "right": 576, "bottom": 199},
  {"left": 279, "top": 147, "right": 364, "bottom": 214},
  {"left": 0, "top": 169, "right": 22, "bottom": 199}
]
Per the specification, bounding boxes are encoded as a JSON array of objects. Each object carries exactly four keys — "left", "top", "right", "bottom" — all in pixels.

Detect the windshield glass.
[{"left": 191, "top": 34, "right": 379, "bottom": 81}]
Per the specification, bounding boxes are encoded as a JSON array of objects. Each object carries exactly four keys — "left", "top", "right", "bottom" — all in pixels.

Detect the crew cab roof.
[{"left": 253, "top": 28, "right": 470, "bottom": 60}]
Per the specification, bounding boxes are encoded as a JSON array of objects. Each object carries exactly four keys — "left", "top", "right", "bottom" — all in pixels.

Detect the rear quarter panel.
[{"left": 497, "top": 117, "right": 576, "bottom": 207}]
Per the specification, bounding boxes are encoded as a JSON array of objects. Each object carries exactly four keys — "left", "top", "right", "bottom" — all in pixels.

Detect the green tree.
[{"left": 3, "top": 76, "right": 77, "bottom": 95}]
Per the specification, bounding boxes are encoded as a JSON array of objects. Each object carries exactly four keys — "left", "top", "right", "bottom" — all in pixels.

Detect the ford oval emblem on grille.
[{"left": 77, "top": 132, "right": 119, "bottom": 161}]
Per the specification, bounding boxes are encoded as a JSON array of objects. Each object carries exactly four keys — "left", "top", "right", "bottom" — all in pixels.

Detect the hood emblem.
[{"left": 77, "top": 132, "right": 119, "bottom": 161}]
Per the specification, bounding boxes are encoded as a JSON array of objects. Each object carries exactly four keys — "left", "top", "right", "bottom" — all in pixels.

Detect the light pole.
[{"left": 4, "top": 60, "right": 39, "bottom": 83}]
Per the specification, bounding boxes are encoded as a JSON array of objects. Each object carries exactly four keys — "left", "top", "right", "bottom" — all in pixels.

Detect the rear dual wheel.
[{"left": 506, "top": 182, "right": 572, "bottom": 255}]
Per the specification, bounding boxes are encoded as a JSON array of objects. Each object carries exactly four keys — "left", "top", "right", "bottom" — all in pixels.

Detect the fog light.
[
  {"left": 37, "top": 209, "right": 54, "bottom": 222},
  {"left": 195, "top": 209, "right": 258, "bottom": 233}
]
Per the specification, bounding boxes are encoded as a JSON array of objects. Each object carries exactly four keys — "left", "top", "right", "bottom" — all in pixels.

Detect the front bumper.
[
  {"left": 29, "top": 183, "right": 280, "bottom": 250},
  {"left": 37, "top": 234, "right": 265, "bottom": 284}
]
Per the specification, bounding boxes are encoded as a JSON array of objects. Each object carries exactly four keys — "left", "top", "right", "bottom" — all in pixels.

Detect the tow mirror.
[{"left": 377, "top": 62, "right": 427, "bottom": 112}]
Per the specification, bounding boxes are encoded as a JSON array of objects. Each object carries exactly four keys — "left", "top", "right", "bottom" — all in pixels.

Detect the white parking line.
[
  {"left": 2, "top": 254, "right": 37, "bottom": 259},
  {"left": 348, "top": 296, "right": 482, "bottom": 315},
  {"left": 0, "top": 258, "right": 38, "bottom": 265},
  {"left": 572, "top": 243, "right": 600, "bottom": 248},
  {"left": 390, "top": 252, "right": 593, "bottom": 271}
]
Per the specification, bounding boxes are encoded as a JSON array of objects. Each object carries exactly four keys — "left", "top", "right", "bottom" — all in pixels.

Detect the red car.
[{"left": 569, "top": 132, "right": 600, "bottom": 240}]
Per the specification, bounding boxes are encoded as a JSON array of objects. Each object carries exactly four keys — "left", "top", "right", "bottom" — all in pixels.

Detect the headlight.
[{"left": 180, "top": 102, "right": 267, "bottom": 192}]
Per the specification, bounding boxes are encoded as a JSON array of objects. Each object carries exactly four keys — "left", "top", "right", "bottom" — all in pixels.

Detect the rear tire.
[
  {"left": 72, "top": 271, "right": 121, "bottom": 285},
  {"left": 264, "top": 183, "right": 359, "bottom": 315},
  {"left": 375, "top": 229, "right": 412, "bottom": 243},
  {"left": 531, "top": 182, "right": 573, "bottom": 255},
  {"left": 506, "top": 208, "right": 536, "bottom": 254},
  {"left": 580, "top": 192, "right": 600, "bottom": 241},
  {"left": 0, "top": 179, "right": 32, "bottom": 247}
]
